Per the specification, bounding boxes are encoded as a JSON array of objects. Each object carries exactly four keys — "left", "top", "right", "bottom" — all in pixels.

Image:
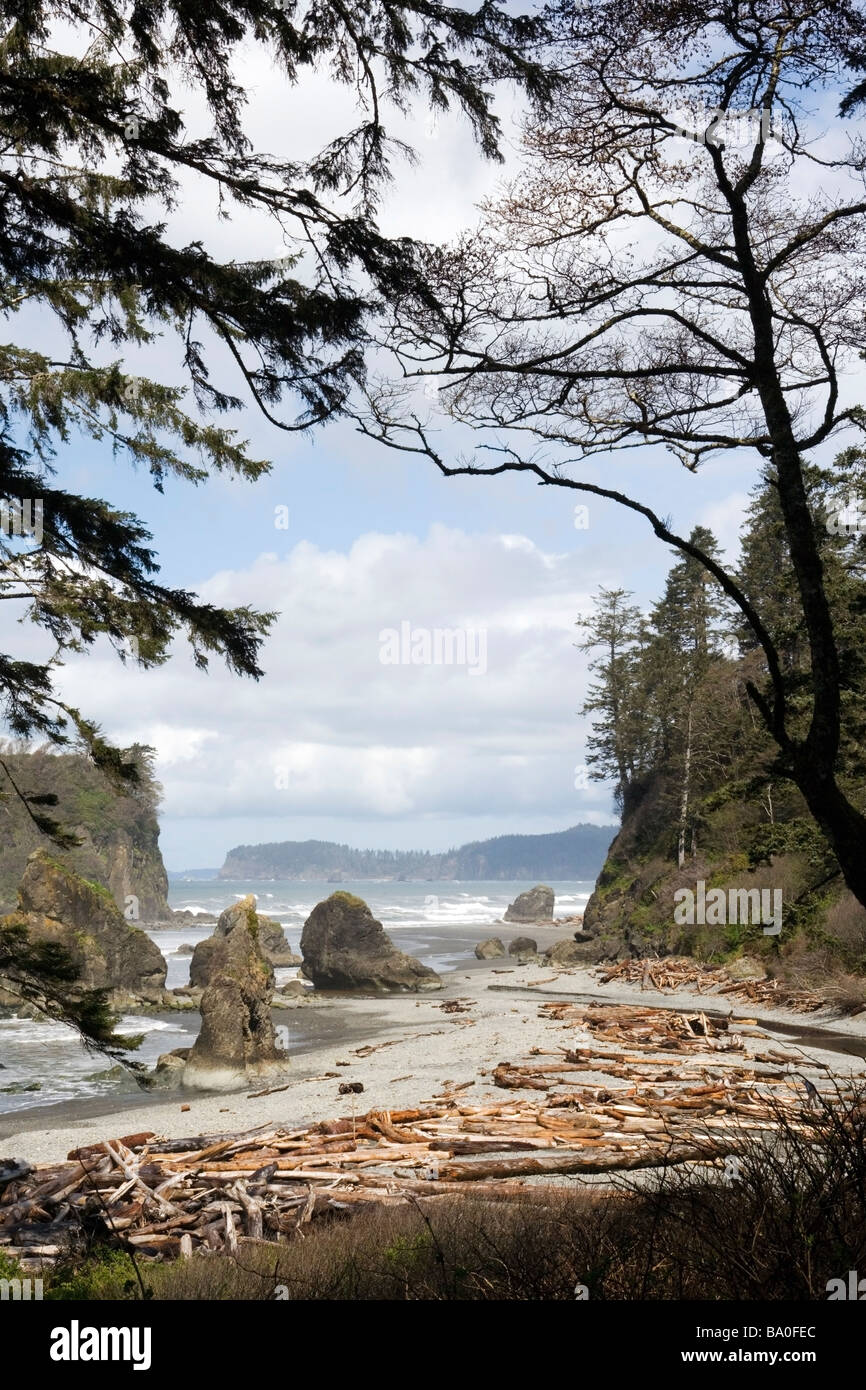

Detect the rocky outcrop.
[
  {"left": 102, "top": 833, "right": 170, "bottom": 924},
  {"left": 503, "top": 885, "right": 554, "bottom": 923},
  {"left": 183, "top": 896, "right": 290, "bottom": 1092},
  {"left": 0, "top": 749, "right": 171, "bottom": 922},
  {"left": 300, "top": 892, "right": 442, "bottom": 992},
  {"left": 189, "top": 907, "right": 299, "bottom": 984},
  {"left": 580, "top": 761, "right": 866, "bottom": 968},
  {"left": 508, "top": 935, "right": 538, "bottom": 961},
  {"left": 544, "top": 938, "right": 586, "bottom": 966},
  {"left": 257, "top": 916, "right": 301, "bottom": 967},
  {"left": 188, "top": 934, "right": 220, "bottom": 990},
  {"left": 171, "top": 909, "right": 218, "bottom": 926},
  {"left": 0, "top": 851, "right": 167, "bottom": 1007},
  {"left": 189, "top": 898, "right": 275, "bottom": 990},
  {"left": 475, "top": 937, "right": 506, "bottom": 960}
]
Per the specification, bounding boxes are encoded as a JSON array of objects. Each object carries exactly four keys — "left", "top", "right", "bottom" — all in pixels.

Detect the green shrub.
[{"left": 46, "top": 1249, "right": 151, "bottom": 1301}]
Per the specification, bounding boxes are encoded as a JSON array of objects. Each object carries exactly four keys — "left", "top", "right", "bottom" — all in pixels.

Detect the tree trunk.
[
  {"left": 794, "top": 761, "right": 866, "bottom": 908},
  {"left": 677, "top": 703, "right": 693, "bottom": 870},
  {"left": 721, "top": 177, "right": 866, "bottom": 910}
]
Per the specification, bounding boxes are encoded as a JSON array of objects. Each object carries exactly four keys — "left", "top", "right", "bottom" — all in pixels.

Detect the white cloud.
[
  {"left": 49, "top": 525, "right": 617, "bottom": 857},
  {"left": 142, "top": 726, "right": 220, "bottom": 767}
]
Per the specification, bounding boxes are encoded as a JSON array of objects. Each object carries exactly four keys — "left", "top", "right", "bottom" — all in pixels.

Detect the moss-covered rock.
[
  {"left": 0, "top": 849, "right": 167, "bottom": 1006},
  {"left": 184, "top": 896, "right": 289, "bottom": 1092},
  {"left": 0, "top": 748, "right": 170, "bottom": 921}
]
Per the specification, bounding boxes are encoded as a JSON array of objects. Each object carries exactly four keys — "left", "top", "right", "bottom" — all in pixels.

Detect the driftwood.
[
  {"left": 434, "top": 1141, "right": 729, "bottom": 1182},
  {"left": 596, "top": 957, "right": 827, "bottom": 1011},
  {"left": 1, "top": 998, "right": 850, "bottom": 1267},
  {"left": 0, "top": 1085, "right": 822, "bottom": 1265}
]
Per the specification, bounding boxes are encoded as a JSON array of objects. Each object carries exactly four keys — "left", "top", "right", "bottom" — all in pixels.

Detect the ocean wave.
[{"left": 116, "top": 1016, "right": 183, "bottom": 1034}]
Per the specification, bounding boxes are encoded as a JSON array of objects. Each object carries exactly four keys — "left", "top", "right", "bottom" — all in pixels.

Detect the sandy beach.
[{"left": 4, "top": 923, "right": 866, "bottom": 1166}]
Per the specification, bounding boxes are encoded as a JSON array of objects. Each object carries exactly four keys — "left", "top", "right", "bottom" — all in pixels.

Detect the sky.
[{"left": 4, "top": 29, "right": 858, "bottom": 870}]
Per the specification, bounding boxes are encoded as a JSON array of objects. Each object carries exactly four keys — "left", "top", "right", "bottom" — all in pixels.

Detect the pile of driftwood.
[
  {"left": 0, "top": 1092, "right": 803, "bottom": 1264},
  {"left": 0, "top": 999, "right": 846, "bottom": 1267},
  {"left": 596, "top": 956, "right": 826, "bottom": 1011}
]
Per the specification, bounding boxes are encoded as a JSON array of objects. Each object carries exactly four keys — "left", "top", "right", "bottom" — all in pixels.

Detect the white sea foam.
[{"left": 116, "top": 1016, "right": 181, "bottom": 1034}]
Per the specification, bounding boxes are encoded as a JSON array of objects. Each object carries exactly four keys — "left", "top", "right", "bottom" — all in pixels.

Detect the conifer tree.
[{"left": 576, "top": 588, "right": 655, "bottom": 813}]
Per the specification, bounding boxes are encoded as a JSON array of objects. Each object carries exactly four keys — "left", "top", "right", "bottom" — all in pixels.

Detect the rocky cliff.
[
  {"left": 0, "top": 746, "right": 170, "bottom": 922},
  {"left": 0, "top": 850, "right": 167, "bottom": 1008},
  {"left": 581, "top": 771, "right": 866, "bottom": 977}
]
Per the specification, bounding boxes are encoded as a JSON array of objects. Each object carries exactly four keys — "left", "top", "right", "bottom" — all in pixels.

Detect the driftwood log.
[{"left": 0, "top": 998, "right": 850, "bottom": 1267}]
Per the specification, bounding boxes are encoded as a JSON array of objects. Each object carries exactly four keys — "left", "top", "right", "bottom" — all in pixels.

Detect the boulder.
[
  {"left": 150, "top": 1048, "right": 190, "bottom": 1089},
  {"left": 508, "top": 935, "right": 538, "bottom": 961},
  {"left": 175, "top": 942, "right": 196, "bottom": 955},
  {"left": 183, "top": 896, "right": 290, "bottom": 1091},
  {"left": 725, "top": 956, "right": 767, "bottom": 982},
  {"left": 300, "top": 892, "right": 443, "bottom": 993},
  {"left": 0, "top": 850, "right": 167, "bottom": 1006},
  {"left": 272, "top": 980, "right": 309, "bottom": 1008},
  {"left": 257, "top": 915, "right": 302, "bottom": 967},
  {"left": 504, "top": 885, "right": 555, "bottom": 923},
  {"left": 544, "top": 938, "right": 585, "bottom": 966},
  {"left": 475, "top": 937, "right": 506, "bottom": 960}
]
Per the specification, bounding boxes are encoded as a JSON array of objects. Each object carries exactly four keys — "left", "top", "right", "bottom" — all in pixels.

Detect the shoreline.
[
  {"left": 4, "top": 933, "right": 866, "bottom": 1165},
  {"left": 0, "top": 921, "right": 568, "bottom": 1152}
]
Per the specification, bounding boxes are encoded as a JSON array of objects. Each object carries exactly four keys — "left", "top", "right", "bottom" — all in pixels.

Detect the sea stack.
[
  {"left": 184, "top": 896, "right": 290, "bottom": 1091},
  {"left": 300, "top": 892, "right": 443, "bottom": 992},
  {"left": 503, "top": 884, "right": 555, "bottom": 923}
]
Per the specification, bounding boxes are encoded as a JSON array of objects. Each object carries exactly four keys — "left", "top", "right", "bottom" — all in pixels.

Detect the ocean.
[{"left": 0, "top": 878, "right": 593, "bottom": 1115}]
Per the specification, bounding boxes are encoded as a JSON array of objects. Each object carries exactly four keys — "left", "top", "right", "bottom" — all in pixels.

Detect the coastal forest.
[{"left": 579, "top": 457, "right": 866, "bottom": 994}]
